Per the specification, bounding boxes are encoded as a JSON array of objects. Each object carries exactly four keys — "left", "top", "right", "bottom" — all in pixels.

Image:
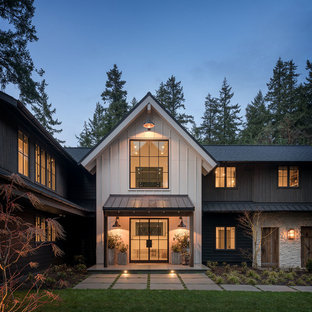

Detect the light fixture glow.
[
  {"left": 288, "top": 229, "right": 295, "bottom": 240},
  {"left": 143, "top": 120, "right": 155, "bottom": 130},
  {"left": 112, "top": 216, "right": 121, "bottom": 228},
  {"left": 178, "top": 216, "right": 186, "bottom": 228}
]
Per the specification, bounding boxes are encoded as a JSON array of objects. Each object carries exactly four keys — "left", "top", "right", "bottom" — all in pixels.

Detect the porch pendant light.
[
  {"left": 178, "top": 216, "right": 186, "bottom": 228},
  {"left": 143, "top": 120, "right": 155, "bottom": 131},
  {"left": 112, "top": 216, "right": 121, "bottom": 228}
]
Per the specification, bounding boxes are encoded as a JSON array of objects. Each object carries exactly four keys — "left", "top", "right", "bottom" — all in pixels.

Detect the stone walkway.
[{"left": 74, "top": 273, "right": 312, "bottom": 292}]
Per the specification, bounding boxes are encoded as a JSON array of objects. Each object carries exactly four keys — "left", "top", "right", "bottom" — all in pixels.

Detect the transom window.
[
  {"left": 215, "top": 166, "right": 236, "bottom": 188},
  {"left": 278, "top": 166, "right": 299, "bottom": 188},
  {"left": 18, "top": 130, "right": 29, "bottom": 177},
  {"left": 216, "top": 227, "right": 235, "bottom": 250},
  {"left": 130, "top": 140, "right": 168, "bottom": 189}
]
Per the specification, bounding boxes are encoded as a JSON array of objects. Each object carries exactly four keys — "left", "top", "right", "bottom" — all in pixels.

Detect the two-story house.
[{"left": 1, "top": 91, "right": 312, "bottom": 269}]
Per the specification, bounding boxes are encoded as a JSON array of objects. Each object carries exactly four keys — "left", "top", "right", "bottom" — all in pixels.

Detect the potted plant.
[
  {"left": 118, "top": 243, "right": 128, "bottom": 265},
  {"left": 108, "top": 233, "right": 121, "bottom": 265},
  {"left": 173, "top": 232, "right": 190, "bottom": 265},
  {"left": 171, "top": 240, "right": 181, "bottom": 264}
]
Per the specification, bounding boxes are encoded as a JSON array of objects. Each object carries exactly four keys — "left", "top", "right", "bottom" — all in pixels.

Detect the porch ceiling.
[{"left": 103, "top": 195, "right": 194, "bottom": 216}]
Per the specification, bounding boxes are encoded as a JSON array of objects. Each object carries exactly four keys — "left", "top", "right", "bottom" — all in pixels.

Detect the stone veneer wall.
[{"left": 255, "top": 212, "right": 312, "bottom": 268}]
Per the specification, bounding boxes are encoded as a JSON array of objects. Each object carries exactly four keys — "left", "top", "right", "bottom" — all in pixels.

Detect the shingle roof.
[
  {"left": 203, "top": 202, "right": 312, "bottom": 212},
  {"left": 203, "top": 145, "right": 312, "bottom": 162},
  {"left": 64, "top": 147, "right": 91, "bottom": 163}
]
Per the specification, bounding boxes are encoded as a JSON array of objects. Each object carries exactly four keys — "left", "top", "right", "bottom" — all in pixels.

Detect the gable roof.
[
  {"left": 204, "top": 145, "right": 312, "bottom": 162},
  {"left": 65, "top": 147, "right": 91, "bottom": 163},
  {"left": 81, "top": 92, "right": 217, "bottom": 172}
]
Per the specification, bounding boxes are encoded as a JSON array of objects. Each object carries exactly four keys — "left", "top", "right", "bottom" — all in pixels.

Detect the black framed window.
[
  {"left": 216, "top": 226, "right": 235, "bottom": 250},
  {"left": 278, "top": 166, "right": 299, "bottom": 188},
  {"left": 18, "top": 130, "right": 29, "bottom": 177},
  {"left": 215, "top": 166, "right": 236, "bottom": 188},
  {"left": 130, "top": 140, "right": 169, "bottom": 189}
]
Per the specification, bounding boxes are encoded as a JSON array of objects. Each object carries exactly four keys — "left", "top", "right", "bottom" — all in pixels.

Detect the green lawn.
[{"left": 38, "top": 289, "right": 312, "bottom": 312}]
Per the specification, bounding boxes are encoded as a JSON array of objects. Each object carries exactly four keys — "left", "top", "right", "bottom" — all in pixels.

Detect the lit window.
[
  {"left": 35, "top": 216, "right": 56, "bottom": 242},
  {"left": 216, "top": 227, "right": 235, "bottom": 250},
  {"left": 278, "top": 166, "right": 299, "bottom": 188},
  {"left": 215, "top": 166, "right": 236, "bottom": 188},
  {"left": 18, "top": 131, "right": 29, "bottom": 176},
  {"left": 130, "top": 140, "right": 168, "bottom": 189},
  {"left": 47, "top": 155, "right": 56, "bottom": 190}
]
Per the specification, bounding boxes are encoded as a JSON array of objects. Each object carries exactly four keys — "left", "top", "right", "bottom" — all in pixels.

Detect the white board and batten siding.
[{"left": 92, "top": 100, "right": 216, "bottom": 265}]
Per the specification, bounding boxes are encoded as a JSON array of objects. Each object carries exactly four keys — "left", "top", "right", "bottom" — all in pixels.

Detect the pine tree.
[
  {"left": 101, "top": 64, "right": 128, "bottom": 131},
  {"left": 200, "top": 93, "right": 219, "bottom": 144},
  {"left": 32, "top": 79, "right": 64, "bottom": 143},
  {"left": 155, "top": 75, "right": 194, "bottom": 127},
  {"left": 130, "top": 97, "right": 138, "bottom": 107},
  {"left": 241, "top": 91, "right": 269, "bottom": 144},
  {"left": 76, "top": 121, "right": 93, "bottom": 147},
  {"left": 190, "top": 122, "right": 202, "bottom": 142},
  {"left": 215, "top": 78, "right": 242, "bottom": 144}
]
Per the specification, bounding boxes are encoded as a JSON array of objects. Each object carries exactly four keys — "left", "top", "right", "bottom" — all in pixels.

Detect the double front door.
[{"left": 130, "top": 218, "right": 168, "bottom": 263}]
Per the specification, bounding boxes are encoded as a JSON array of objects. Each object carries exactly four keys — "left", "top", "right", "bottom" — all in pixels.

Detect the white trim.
[{"left": 81, "top": 94, "right": 217, "bottom": 171}]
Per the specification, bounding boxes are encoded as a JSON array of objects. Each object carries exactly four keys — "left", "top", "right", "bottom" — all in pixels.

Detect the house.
[{"left": 1, "top": 91, "right": 312, "bottom": 269}]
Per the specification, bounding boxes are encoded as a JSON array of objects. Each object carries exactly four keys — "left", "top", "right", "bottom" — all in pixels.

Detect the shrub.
[
  {"left": 247, "top": 270, "right": 260, "bottom": 280},
  {"left": 207, "top": 261, "right": 218, "bottom": 270},
  {"left": 74, "top": 255, "right": 86, "bottom": 264},
  {"left": 284, "top": 271, "right": 296, "bottom": 280},
  {"left": 267, "top": 276, "right": 278, "bottom": 285},
  {"left": 206, "top": 271, "right": 217, "bottom": 281},
  {"left": 74, "top": 264, "right": 87, "bottom": 274},
  {"left": 226, "top": 273, "right": 240, "bottom": 284},
  {"left": 215, "top": 276, "right": 224, "bottom": 284},
  {"left": 306, "top": 259, "right": 312, "bottom": 273},
  {"left": 247, "top": 278, "right": 257, "bottom": 285},
  {"left": 241, "top": 262, "right": 248, "bottom": 273},
  {"left": 295, "top": 278, "right": 306, "bottom": 286}
]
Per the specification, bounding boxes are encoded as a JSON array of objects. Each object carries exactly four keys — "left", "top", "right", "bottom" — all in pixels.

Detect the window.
[
  {"left": 215, "top": 166, "right": 236, "bottom": 188},
  {"left": 35, "top": 216, "right": 56, "bottom": 242},
  {"left": 18, "top": 131, "right": 29, "bottom": 176},
  {"left": 216, "top": 227, "right": 235, "bottom": 250},
  {"left": 35, "top": 145, "right": 55, "bottom": 190},
  {"left": 278, "top": 166, "right": 299, "bottom": 188},
  {"left": 130, "top": 140, "right": 168, "bottom": 189}
]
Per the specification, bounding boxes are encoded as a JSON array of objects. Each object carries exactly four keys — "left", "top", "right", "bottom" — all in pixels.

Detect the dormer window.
[
  {"left": 278, "top": 166, "right": 299, "bottom": 188},
  {"left": 130, "top": 140, "right": 168, "bottom": 189}
]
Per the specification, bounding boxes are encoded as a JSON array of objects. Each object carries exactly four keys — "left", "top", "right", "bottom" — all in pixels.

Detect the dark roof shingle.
[{"left": 65, "top": 147, "right": 91, "bottom": 163}]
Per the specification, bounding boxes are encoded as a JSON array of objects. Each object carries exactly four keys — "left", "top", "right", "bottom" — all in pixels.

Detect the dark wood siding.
[
  {"left": 203, "top": 163, "right": 312, "bottom": 203},
  {"left": 202, "top": 213, "right": 252, "bottom": 265}
]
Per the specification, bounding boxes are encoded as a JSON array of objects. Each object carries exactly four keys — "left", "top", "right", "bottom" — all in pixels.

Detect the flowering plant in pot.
[
  {"left": 118, "top": 243, "right": 128, "bottom": 265},
  {"left": 171, "top": 240, "right": 181, "bottom": 264},
  {"left": 171, "top": 233, "right": 190, "bottom": 265},
  {"left": 108, "top": 233, "right": 121, "bottom": 265}
]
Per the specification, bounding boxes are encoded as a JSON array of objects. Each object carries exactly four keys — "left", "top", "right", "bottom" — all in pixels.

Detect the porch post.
[
  {"left": 104, "top": 213, "right": 108, "bottom": 267},
  {"left": 190, "top": 213, "right": 194, "bottom": 267}
]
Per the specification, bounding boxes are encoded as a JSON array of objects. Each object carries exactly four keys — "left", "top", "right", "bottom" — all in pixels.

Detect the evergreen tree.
[
  {"left": 76, "top": 121, "right": 93, "bottom": 147},
  {"left": 0, "top": 0, "right": 40, "bottom": 104},
  {"left": 215, "top": 78, "right": 242, "bottom": 144},
  {"left": 200, "top": 93, "right": 219, "bottom": 144},
  {"left": 101, "top": 64, "right": 128, "bottom": 131},
  {"left": 130, "top": 97, "right": 138, "bottom": 107},
  {"left": 241, "top": 91, "right": 269, "bottom": 144},
  {"left": 155, "top": 75, "right": 194, "bottom": 127},
  {"left": 32, "top": 79, "right": 64, "bottom": 143},
  {"left": 190, "top": 122, "right": 202, "bottom": 142}
]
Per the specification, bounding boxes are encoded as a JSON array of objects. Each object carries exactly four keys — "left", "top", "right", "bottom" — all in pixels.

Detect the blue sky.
[{"left": 5, "top": 0, "right": 312, "bottom": 145}]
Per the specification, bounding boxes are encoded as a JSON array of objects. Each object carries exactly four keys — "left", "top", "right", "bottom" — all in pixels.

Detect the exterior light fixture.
[
  {"left": 143, "top": 120, "right": 155, "bottom": 131},
  {"left": 112, "top": 216, "right": 121, "bottom": 228},
  {"left": 178, "top": 216, "right": 186, "bottom": 228},
  {"left": 288, "top": 229, "right": 295, "bottom": 240}
]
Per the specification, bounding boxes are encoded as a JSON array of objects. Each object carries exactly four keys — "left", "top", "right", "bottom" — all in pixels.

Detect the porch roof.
[{"left": 103, "top": 194, "right": 194, "bottom": 212}]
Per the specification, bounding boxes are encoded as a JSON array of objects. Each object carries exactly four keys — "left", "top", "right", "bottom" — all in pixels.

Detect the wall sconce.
[
  {"left": 178, "top": 216, "right": 186, "bottom": 228},
  {"left": 143, "top": 120, "right": 155, "bottom": 131},
  {"left": 112, "top": 216, "right": 121, "bottom": 228},
  {"left": 288, "top": 229, "right": 295, "bottom": 240}
]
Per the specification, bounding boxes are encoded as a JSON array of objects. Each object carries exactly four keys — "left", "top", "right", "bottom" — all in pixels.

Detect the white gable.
[{"left": 81, "top": 93, "right": 216, "bottom": 172}]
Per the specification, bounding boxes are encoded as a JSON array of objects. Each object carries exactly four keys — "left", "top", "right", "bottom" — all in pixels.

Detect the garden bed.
[{"left": 206, "top": 262, "right": 312, "bottom": 286}]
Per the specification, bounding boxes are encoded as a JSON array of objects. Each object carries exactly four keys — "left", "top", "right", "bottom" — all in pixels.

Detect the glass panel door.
[{"left": 130, "top": 218, "right": 168, "bottom": 262}]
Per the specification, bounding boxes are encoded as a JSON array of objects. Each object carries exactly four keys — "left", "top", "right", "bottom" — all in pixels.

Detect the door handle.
[{"left": 146, "top": 239, "right": 152, "bottom": 248}]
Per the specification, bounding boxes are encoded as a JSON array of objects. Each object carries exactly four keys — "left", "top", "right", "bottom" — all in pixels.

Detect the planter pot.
[
  {"left": 118, "top": 252, "right": 128, "bottom": 265},
  {"left": 108, "top": 248, "right": 116, "bottom": 265},
  {"left": 171, "top": 252, "right": 181, "bottom": 265}
]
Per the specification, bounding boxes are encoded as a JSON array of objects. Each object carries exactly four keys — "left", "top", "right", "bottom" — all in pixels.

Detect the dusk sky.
[{"left": 4, "top": 0, "right": 312, "bottom": 146}]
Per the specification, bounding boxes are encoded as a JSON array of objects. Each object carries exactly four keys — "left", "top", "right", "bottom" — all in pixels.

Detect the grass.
[{"left": 37, "top": 289, "right": 312, "bottom": 312}]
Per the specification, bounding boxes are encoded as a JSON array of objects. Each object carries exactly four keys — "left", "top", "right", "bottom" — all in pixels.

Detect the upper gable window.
[
  {"left": 130, "top": 140, "right": 168, "bottom": 189},
  {"left": 215, "top": 166, "right": 236, "bottom": 188},
  {"left": 18, "top": 130, "right": 29, "bottom": 177},
  {"left": 278, "top": 166, "right": 299, "bottom": 188}
]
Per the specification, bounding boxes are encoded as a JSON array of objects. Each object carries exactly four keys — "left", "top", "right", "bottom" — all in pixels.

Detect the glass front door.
[{"left": 130, "top": 218, "right": 169, "bottom": 263}]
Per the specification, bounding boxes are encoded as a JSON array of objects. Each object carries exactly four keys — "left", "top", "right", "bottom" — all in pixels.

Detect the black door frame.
[{"left": 129, "top": 218, "right": 169, "bottom": 263}]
